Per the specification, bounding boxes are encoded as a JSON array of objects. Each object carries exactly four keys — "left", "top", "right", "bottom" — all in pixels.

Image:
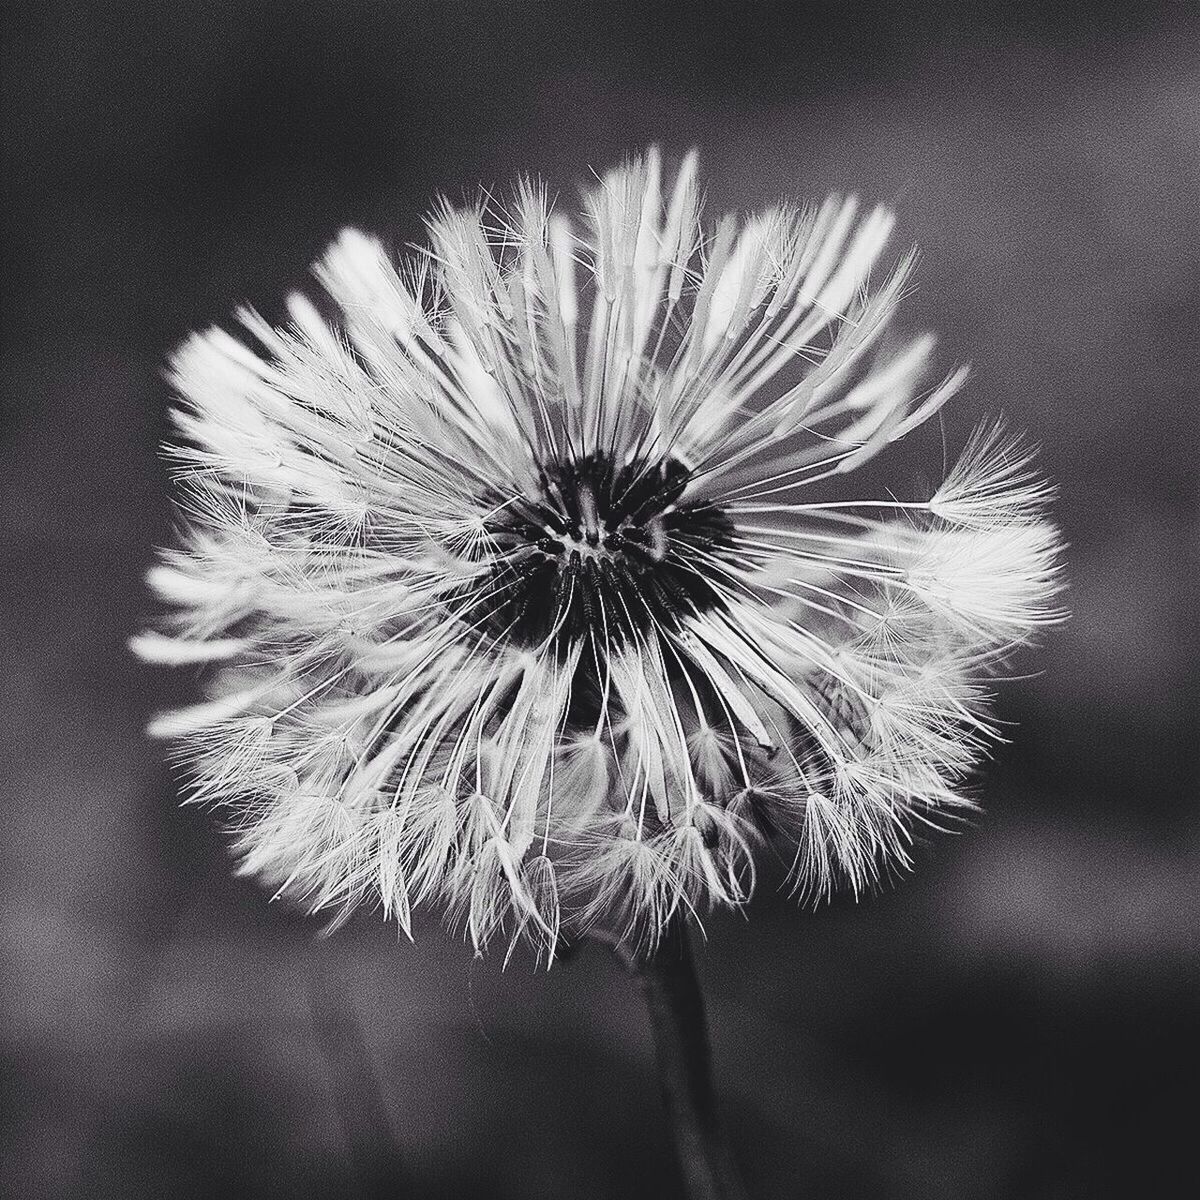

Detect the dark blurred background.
[{"left": 3, "top": 2, "right": 1198, "bottom": 1197}]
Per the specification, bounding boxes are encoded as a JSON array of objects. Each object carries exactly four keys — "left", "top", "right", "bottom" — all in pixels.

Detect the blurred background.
[{"left": 3, "top": 2, "right": 1198, "bottom": 1197}]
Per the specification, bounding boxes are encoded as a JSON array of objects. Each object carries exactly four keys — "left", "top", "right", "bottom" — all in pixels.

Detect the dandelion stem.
[
  {"left": 613, "top": 915, "right": 749, "bottom": 1200},
  {"left": 307, "top": 945, "right": 405, "bottom": 1196}
]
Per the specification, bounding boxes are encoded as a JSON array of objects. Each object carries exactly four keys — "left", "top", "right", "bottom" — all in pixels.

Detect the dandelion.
[{"left": 135, "top": 148, "right": 1063, "bottom": 961}]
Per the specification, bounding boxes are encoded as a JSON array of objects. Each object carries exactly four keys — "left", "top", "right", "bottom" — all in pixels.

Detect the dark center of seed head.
[{"left": 482, "top": 453, "right": 735, "bottom": 647}]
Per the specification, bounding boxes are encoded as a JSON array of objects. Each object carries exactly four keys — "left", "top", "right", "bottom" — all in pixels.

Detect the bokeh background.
[{"left": 3, "top": 3, "right": 1198, "bottom": 1197}]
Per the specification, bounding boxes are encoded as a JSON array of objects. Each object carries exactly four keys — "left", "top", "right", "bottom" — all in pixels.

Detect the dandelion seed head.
[{"left": 136, "top": 148, "right": 1064, "bottom": 957}]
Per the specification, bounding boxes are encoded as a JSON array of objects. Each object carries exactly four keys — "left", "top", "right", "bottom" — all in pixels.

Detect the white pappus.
[{"left": 133, "top": 149, "right": 1064, "bottom": 958}]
